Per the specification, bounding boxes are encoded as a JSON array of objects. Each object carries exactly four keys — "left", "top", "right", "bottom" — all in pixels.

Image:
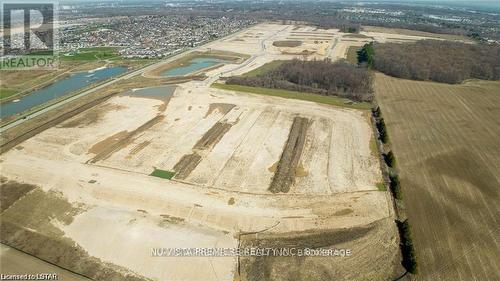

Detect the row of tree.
[
  {"left": 373, "top": 106, "right": 417, "bottom": 274},
  {"left": 226, "top": 59, "right": 373, "bottom": 102},
  {"left": 361, "top": 40, "right": 500, "bottom": 84}
]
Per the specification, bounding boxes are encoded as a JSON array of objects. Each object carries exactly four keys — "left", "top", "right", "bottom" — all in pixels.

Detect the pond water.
[
  {"left": 161, "top": 57, "right": 231, "bottom": 77},
  {"left": 0, "top": 66, "right": 127, "bottom": 119}
]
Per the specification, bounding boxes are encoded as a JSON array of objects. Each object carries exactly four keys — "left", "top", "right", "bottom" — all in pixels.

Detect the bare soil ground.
[
  {"left": 0, "top": 23, "right": 408, "bottom": 281},
  {"left": 374, "top": 73, "right": 500, "bottom": 281},
  {"left": 0, "top": 183, "right": 149, "bottom": 281},
  {"left": 88, "top": 115, "right": 164, "bottom": 163}
]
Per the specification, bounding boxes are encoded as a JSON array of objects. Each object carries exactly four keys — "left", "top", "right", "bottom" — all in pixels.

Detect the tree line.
[
  {"left": 226, "top": 59, "right": 373, "bottom": 102},
  {"left": 372, "top": 106, "right": 417, "bottom": 274},
  {"left": 359, "top": 40, "right": 500, "bottom": 84}
]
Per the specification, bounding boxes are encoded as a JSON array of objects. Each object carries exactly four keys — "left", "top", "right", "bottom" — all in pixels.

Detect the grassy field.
[
  {"left": 346, "top": 46, "right": 361, "bottom": 65},
  {"left": 0, "top": 89, "right": 18, "bottom": 100},
  {"left": 376, "top": 182, "right": 387, "bottom": 191},
  {"left": 212, "top": 83, "right": 371, "bottom": 110},
  {"left": 374, "top": 73, "right": 500, "bottom": 281},
  {"left": 241, "top": 60, "right": 286, "bottom": 77},
  {"left": 150, "top": 169, "right": 175, "bottom": 180},
  {"left": 61, "top": 47, "right": 120, "bottom": 61}
]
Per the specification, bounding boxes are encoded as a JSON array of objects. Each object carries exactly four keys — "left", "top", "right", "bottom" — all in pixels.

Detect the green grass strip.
[
  {"left": 150, "top": 169, "right": 175, "bottom": 180},
  {"left": 212, "top": 83, "right": 371, "bottom": 110},
  {"left": 376, "top": 182, "right": 387, "bottom": 191}
]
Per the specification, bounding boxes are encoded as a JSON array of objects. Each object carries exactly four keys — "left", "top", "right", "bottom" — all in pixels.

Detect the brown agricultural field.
[{"left": 374, "top": 73, "right": 500, "bottom": 281}]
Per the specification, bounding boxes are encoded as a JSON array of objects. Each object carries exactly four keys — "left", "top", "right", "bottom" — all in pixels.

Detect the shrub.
[
  {"left": 384, "top": 150, "right": 397, "bottom": 168},
  {"left": 376, "top": 118, "right": 389, "bottom": 143},
  {"left": 372, "top": 106, "right": 381, "bottom": 119},
  {"left": 358, "top": 42, "right": 374, "bottom": 68},
  {"left": 389, "top": 173, "right": 402, "bottom": 200}
]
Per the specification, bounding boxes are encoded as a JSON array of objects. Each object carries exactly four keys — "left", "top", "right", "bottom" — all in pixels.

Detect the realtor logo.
[{"left": 1, "top": 1, "right": 58, "bottom": 69}]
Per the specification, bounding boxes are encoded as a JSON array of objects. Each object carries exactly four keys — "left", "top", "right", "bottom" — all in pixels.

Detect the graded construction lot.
[
  {"left": 1, "top": 23, "right": 405, "bottom": 281},
  {"left": 375, "top": 73, "right": 500, "bottom": 281}
]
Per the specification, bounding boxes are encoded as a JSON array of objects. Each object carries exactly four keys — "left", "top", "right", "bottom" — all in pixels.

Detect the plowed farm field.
[{"left": 374, "top": 73, "right": 500, "bottom": 281}]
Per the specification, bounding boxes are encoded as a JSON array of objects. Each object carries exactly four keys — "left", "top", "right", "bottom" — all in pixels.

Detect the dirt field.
[
  {"left": 0, "top": 23, "right": 405, "bottom": 281},
  {"left": 374, "top": 73, "right": 500, "bottom": 281},
  {"left": 361, "top": 26, "right": 473, "bottom": 42}
]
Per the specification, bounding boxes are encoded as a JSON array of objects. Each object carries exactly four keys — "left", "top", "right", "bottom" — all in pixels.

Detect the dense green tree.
[
  {"left": 357, "top": 42, "right": 374, "bottom": 67},
  {"left": 376, "top": 118, "right": 389, "bottom": 143},
  {"left": 397, "top": 219, "right": 418, "bottom": 274},
  {"left": 226, "top": 59, "right": 374, "bottom": 102},
  {"left": 389, "top": 173, "right": 402, "bottom": 200},
  {"left": 384, "top": 150, "right": 396, "bottom": 168}
]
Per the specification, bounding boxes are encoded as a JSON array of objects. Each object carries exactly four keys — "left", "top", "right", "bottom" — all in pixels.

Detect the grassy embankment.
[
  {"left": 60, "top": 47, "right": 120, "bottom": 61},
  {"left": 212, "top": 83, "right": 371, "bottom": 110}
]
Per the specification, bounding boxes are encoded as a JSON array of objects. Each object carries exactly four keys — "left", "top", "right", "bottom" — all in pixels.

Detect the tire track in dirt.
[
  {"left": 173, "top": 153, "right": 203, "bottom": 180},
  {"left": 193, "top": 122, "right": 233, "bottom": 150},
  {"left": 269, "top": 116, "right": 309, "bottom": 193}
]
